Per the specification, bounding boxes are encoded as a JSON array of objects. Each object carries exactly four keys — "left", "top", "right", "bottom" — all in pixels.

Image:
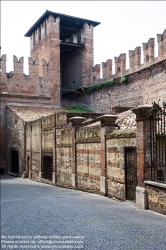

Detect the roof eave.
[{"left": 24, "top": 10, "right": 100, "bottom": 37}]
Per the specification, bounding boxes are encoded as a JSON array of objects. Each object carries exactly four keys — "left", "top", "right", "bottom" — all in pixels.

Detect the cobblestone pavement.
[{"left": 1, "top": 175, "right": 166, "bottom": 250}]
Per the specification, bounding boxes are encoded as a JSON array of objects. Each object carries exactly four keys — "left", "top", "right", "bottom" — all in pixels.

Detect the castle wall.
[
  {"left": 0, "top": 54, "right": 60, "bottom": 106},
  {"left": 67, "top": 29, "right": 166, "bottom": 113},
  {"left": 87, "top": 59, "right": 166, "bottom": 113},
  {"left": 0, "top": 52, "right": 60, "bottom": 170}
]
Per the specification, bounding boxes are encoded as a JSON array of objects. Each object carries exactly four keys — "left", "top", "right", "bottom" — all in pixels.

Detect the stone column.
[
  {"left": 97, "top": 115, "right": 118, "bottom": 195},
  {"left": 132, "top": 105, "right": 152, "bottom": 209},
  {"left": 69, "top": 117, "right": 86, "bottom": 188}
]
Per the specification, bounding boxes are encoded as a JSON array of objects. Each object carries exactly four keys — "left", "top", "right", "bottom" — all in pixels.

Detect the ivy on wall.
[
  {"left": 85, "top": 75, "right": 128, "bottom": 94},
  {"left": 63, "top": 105, "right": 91, "bottom": 113},
  {"left": 120, "top": 76, "right": 128, "bottom": 83},
  {"left": 85, "top": 79, "right": 115, "bottom": 94}
]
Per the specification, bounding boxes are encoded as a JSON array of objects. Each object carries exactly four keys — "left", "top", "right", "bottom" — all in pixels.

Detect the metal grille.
[
  {"left": 125, "top": 148, "right": 137, "bottom": 202},
  {"left": 42, "top": 150, "right": 53, "bottom": 181},
  {"left": 150, "top": 101, "right": 166, "bottom": 183},
  {"left": 9, "top": 148, "right": 19, "bottom": 174}
]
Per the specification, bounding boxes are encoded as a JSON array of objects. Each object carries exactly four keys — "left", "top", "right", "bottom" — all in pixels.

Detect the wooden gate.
[{"left": 125, "top": 147, "right": 137, "bottom": 202}]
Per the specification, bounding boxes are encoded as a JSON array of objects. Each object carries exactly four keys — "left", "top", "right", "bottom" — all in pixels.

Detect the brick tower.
[{"left": 25, "top": 10, "right": 100, "bottom": 98}]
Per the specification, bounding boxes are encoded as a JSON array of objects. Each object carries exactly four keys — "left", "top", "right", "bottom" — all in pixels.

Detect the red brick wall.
[{"left": 86, "top": 59, "right": 166, "bottom": 113}]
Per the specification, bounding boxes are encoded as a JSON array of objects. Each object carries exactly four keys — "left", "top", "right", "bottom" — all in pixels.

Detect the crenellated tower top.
[{"left": 24, "top": 10, "right": 100, "bottom": 94}]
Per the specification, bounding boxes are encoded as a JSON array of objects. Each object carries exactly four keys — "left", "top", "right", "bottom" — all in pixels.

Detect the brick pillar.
[
  {"left": 97, "top": 115, "right": 118, "bottom": 194},
  {"left": 132, "top": 105, "right": 152, "bottom": 209},
  {"left": 69, "top": 116, "right": 86, "bottom": 188},
  {"left": 82, "top": 23, "right": 94, "bottom": 86}
]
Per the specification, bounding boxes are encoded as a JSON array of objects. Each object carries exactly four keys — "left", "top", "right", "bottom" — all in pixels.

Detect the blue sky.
[{"left": 1, "top": 1, "right": 166, "bottom": 74}]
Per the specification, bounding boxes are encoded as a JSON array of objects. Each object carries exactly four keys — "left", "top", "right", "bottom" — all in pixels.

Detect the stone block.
[
  {"left": 39, "top": 171, "right": 42, "bottom": 180},
  {"left": 136, "top": 186, "right": 148, "bottom": 209},
  {"left": 100, "top": 176, "right": 107, "bottom": 194},
  {"left": 72, "top": 174, "right": 76, "bottom": 188},
  {"left": 52, "top": 172, "right": 57, "bottom": 184}
]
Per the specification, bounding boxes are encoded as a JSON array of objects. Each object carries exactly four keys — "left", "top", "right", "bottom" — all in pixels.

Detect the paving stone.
[{"left": 1, "top": 175, "right": 166, "bottom": 250}]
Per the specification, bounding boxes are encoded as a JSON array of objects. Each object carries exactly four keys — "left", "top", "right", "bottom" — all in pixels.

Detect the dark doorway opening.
[
  {"left": 125, "top": 147, "right": 137, "bottom": 202},
  {"left": 9, "top": 148, "right": 19, "bottom": 174},
  {"left": 42, "top": 150, "right": 53, "bottom": 181}
]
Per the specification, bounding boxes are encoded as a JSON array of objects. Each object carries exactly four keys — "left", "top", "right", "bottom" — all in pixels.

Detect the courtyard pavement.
[{"left": 1, "top": 175, "right": 166, "bottom": 250}]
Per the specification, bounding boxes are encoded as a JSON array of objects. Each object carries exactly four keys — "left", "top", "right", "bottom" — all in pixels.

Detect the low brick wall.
[{"left": 145, "top": 181, "right": 166, "bottom": 215}]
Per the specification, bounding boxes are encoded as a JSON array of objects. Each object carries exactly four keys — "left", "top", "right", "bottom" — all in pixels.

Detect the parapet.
[
  {"left": 28, "top": 57, "right": 39, "bottom": 76},
  {"left": 157, "top": 29, "right": 166, "bottom": 58},
  {"left": 88, "top": 64, "right": 100, "bottom": 84},
  {"left": 142, "top": 38, "right": 155, "bottom": 63},
  {"left": 0, "top": 54, "right": 7, "bottom": 73},
  {"left": 86, "top": 28, "right": 166, "bottom": 87},
  {"left": 93, "top": 64, "right": 100, "bottom": 81},
  {"left": 0, "top": 54, "right": 51, "bottom": 80},
  {"left": 129, "top": 47, "right": 141, "bottom": 71},
  {"left": 102, "top": 59, "right": 112, "bottom": 79},
  {"left": 114, "top": 53, "right": 126, "bottom": 76},
  {"left": 13, "top": 56, "right": 24, "bottom": 74},
  {"left": 30, "top": 14, "right": 60, "bottom": 49}
]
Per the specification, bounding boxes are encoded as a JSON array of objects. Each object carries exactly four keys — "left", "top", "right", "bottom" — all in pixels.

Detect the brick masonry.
[
  {"left": 0, "top": 11, "right": 166, "bottom": 216},
  {"left": 73, "top": 58, "right": 166, "bottom": 113},
  {"left": 145, "top": 183, "right": 166, "bottom": 215},
  {"left": 26, "top": 113, "right": 136, "bottom": 198}
]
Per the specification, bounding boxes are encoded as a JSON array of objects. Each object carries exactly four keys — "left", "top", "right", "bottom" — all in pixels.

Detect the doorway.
[{"left": 9, "top": 148, "right": 19, "bottom": 174}]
